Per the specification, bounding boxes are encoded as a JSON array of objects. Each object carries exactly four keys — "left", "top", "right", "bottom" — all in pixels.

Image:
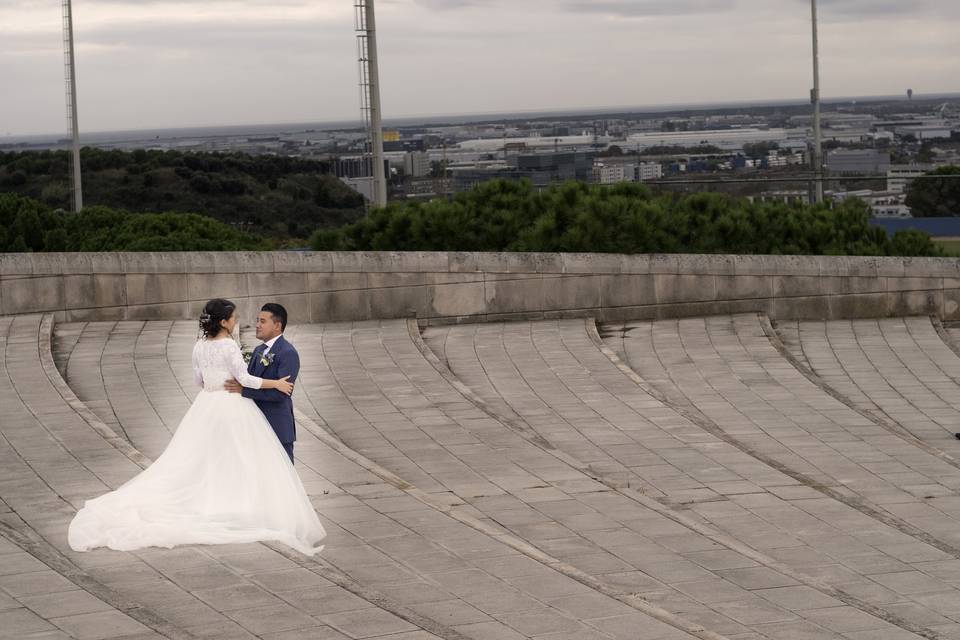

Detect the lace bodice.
[{"left": 191, "top": 338, "right": 262, "bottom": 391}]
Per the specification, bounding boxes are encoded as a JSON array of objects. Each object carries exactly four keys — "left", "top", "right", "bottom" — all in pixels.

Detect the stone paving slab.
[
  {"left": 422, "top": 319, "right": 960, "bottom": 637},
  {"left": 775, "top": 317, "right": 960, "bottom": 443},
  {"left": 611, "top": 316, "right": 960, "bottom": 515},
  {"left": 8, "top": 316, "right": 453, "bottom": 640},
  {"left": 0, "top": 527, "right": 151, "bottom": 640},
  {"left": 57, "top": 321, "right": 195, "bottom": 459},
  {"left": 281, "top": 321, "right": 940, "bottom": 640},
  {"left": 52, "top": 320, "right": 712, "bottom": 640},
  {"left": 34, "top": 313, "right": 960, "bottom": 640},
  {"left": 605, "top": 315, "right": 960, "bottom": 602}
]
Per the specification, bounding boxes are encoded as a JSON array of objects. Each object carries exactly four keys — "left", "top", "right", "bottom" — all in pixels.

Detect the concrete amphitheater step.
[
  {"left": 56, "top": 321, "right": 705, "bottom": 640},
  {"left": 2, "top": 315, "right": 216, "bottom": 639},
  {"left": 773, "top": 317, "right": 960, "bottom": 443},
  {"left": 0, "top": 526, "right": 160, "bottom": 640},
  {"left": 607, "top": 314, "right": 960, "bottom": 511},
  {"left": 19, "top": 316, "right": 462, "bottom": 640},
  {"left": 942, "top": 324, "right": 960, "bottom": 354},
  {"left": 57, "top": 321, "right": 196, "bottom": 460},
  {"left": 279, "top": 320, "right": 952, "bottom": 640},
  {"left": 422, "top": 318, "right": 960, "bottom": 638},
  {"left": 606, "top": 315, "right": 960, "bottom": 611}
]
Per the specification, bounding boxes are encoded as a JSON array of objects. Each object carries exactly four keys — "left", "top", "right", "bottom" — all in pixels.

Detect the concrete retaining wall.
[{"left": 2, "top": 252, "right": 960, "bottom": 324}]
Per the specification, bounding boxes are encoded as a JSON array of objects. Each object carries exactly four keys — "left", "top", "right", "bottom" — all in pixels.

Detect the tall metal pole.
[
  {"left": 810, "top": 0, "right": 823, "bottom": 204},
  {"left": 63, "top": 0, "right": 83, "bottom": 211},
  {"left": 364, "top": 0, "right": 387, "bottom": 208}
]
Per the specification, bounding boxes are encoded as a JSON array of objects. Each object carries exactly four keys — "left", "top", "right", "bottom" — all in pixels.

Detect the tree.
[
  {"left": 905, "top": 166, "right": 960, "bottom": 217},
  {"left": 309, "top": 179, "right": 943, "bottom": 257},
  {"left": 743, "top": 142, "right": 780, "bottom": 158},
  {"left": 0, "top": 193, "right": 270, "bottom": 252},
  {"left": 0, "top": 148, "right": 364, "bottom": 241}
]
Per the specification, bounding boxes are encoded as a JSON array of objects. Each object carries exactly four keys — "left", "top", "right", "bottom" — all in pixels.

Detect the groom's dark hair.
[{"left": 261, "top": 303, "right": 288, "bottom": 331}]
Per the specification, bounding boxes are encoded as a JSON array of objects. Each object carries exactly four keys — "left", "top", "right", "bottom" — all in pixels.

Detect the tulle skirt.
[{"left": 68, "top": 390, "right": 325, "bottom": 556}]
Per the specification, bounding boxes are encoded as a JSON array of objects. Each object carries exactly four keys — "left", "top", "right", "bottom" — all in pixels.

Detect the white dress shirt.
[{"left": 262, "top": 334, "right": 282, "bottom": 358}]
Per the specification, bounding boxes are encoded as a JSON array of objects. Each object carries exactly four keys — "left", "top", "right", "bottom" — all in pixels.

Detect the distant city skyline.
[{"left": 2, "top": 0, "right": 958, "bottom": 137}]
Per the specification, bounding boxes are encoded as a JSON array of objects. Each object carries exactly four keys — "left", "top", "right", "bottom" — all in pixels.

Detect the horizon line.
[{"left": 4, "top": 91, "right": 958, "bottom": 143}]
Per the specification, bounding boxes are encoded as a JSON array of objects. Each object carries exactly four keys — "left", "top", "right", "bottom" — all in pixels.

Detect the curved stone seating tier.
[
  {"left": 0, "top": 318, "right": 163, "bottom": 639},
  {"left": 11, "top": 250, "right": 960, "bottom": 640},
  {"left": 54, "top": 321, "right": 710, "bottom": 640},
  {"left": 56, "top": 321, "right": 195, "bottom": 460},
  {"left": 608, "top": 315, "right": 960, "bottom": 508},
  {"left": 24, "top": 310, "right": 960, "bottom": 640},
  {"left": 1, "top": 315, "right": 241, "bottom": 638},
  {"left": 9, "top": 316, "right": 458, "bottom": 640},
  {"left": 943, "top": 324, "right": 960, "bottom": 355},
  {"left": 774, "top": 317, "right": 960, "bottom": 443},
  {"left": 279, "top": 320, "right": 946, "bottom": 640},
  {"left": 423, "top": 319, "right": 960, "bottom": 636},
  {"left": 607, "top": 316, "right": 960, "bottom": 596}
]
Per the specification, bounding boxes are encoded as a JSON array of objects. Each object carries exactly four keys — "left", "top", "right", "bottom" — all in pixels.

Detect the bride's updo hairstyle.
[{"left": 199, "top": 298, "right": 237, "bottom": 339}]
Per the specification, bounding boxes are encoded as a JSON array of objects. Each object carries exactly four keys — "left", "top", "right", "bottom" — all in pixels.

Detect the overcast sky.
[{"left": 1, "top": 0, "right": 958, "bottom": 136}]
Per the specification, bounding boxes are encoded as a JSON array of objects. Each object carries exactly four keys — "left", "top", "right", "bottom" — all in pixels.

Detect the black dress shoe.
[{"left": 955, "top": 433, "right": 960, "bottom": 440}]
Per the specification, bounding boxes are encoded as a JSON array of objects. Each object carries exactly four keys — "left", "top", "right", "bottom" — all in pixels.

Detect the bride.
[{"left": 68, "top": 298, "right": 326, "bottom": 556}]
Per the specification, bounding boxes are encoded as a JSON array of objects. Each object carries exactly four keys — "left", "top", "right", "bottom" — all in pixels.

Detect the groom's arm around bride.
[{"left": 224, "top": 304, "right": 300, "bottom": 462}]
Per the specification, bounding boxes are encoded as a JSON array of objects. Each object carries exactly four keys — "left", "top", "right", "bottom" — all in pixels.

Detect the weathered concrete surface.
[
  {"left": 3, "top": 315, "right": 456, "bottom": 640},
  {"left": 775, "top": 317, "right": 960, "bottom": 444},
  {"left": 426, "top": 319, "right": 960, "bottom": 638},
  {"left": 51, "top": 319, "right": 724, "bottom": 640},
  {"left": 4, "top": 252, "right": 960, "bottom": 323},
  {"left": 12, "top": 307, "right": 960, "bottom": 639}
]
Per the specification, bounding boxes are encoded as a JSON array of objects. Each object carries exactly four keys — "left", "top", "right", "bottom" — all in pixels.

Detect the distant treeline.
[
  {"left": 310, "top": 179, "right": 942, "bottom": 257},
  {"left": 0, "top": 148, "right": 365, "bottom": 241},
  {"left": 2, "top": 161, "right": 952, "bottom": 255},
  {"left": 1, "top": 193, "right": 268, "bottom": 251}
]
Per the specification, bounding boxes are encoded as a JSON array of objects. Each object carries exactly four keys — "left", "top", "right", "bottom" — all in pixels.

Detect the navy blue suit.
[{"left": 243, "top": 335, "right": 299, "bottom": 463}]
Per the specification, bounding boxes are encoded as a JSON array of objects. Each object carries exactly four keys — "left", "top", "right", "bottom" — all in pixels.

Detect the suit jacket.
[{"left": 242, "top": 335, "right": 299, "bottom": 444}]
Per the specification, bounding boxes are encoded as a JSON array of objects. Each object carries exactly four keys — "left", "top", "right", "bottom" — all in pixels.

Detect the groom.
[{"left": 224, "top": 303, "right": 299, "bottom": 463}]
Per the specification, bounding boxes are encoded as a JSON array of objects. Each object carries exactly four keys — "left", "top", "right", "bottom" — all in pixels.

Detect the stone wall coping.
[{"left": 4, "top": 251, "right": 960, "bottom": 278}]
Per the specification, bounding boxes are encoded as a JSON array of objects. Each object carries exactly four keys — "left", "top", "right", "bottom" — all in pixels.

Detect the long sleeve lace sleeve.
[
  {"left": 191, "top": 341, "right": 204, "bottom": 388},
  {"left": 226, "top": 341, "right": 263, "bottom": 390}
]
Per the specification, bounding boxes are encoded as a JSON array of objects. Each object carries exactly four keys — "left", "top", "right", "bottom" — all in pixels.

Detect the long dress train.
[{"left": 68, "top": 337, "right": 325, "bottom": 555}]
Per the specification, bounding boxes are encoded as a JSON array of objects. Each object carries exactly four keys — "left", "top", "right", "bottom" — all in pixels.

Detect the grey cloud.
[
  {"left": 808, "top": 0, "right": 960, "bottom": 19},
  {"left": 80, "top": 0, "right": 311, "bottom": 5},
  {"left": 76, "top": 19, "right": 347, "bottom": 53},
  {"left": 412, "top": 0, "right": 478, "bottom": 9},
  {"left": 562, "top": 0, "right": 735, "bottom": 17},
  {"left": 67, "top": 19, "right": 497, "bottom": 54},
  {"left": 815, "top": 0, "right": 919, "bottom": 16}
]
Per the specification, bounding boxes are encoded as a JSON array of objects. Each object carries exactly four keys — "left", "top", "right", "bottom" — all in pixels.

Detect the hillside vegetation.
[
  {"left": 0, "top": 149, "right": 365, "bottom": 241},
  {"left": 311, "top": 179, "right": 941, "bottom": 257}
]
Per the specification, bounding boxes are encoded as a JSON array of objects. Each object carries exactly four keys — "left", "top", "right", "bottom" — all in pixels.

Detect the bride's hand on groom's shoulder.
[{"left": 224, "top": 379, "right": 243, "bottom": 394}]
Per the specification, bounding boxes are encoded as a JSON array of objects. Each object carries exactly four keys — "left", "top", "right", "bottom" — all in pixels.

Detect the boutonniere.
[{"left": 259, "top": 351, "right": 276, "bottom": 367}]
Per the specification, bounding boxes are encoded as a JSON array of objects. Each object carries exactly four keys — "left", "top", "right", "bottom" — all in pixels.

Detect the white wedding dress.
[{"left": 68, "top": 337, "right": 325, "bottom": 556}]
